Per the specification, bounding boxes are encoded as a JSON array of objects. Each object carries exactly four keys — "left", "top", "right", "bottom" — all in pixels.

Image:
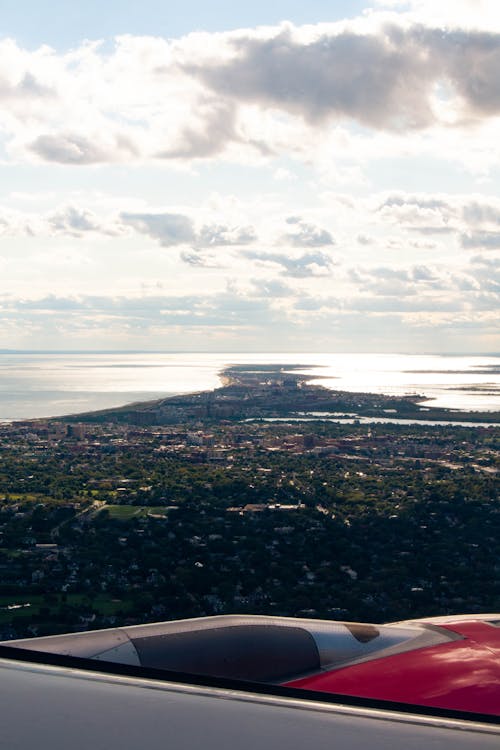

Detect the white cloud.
[
  {"left": 372, "top": 1, "right": 500, "bottom": 31},
  {"left": 183, "top": 23, "right": 500, "bottom": 132},
  {"left": 48, "top": 205, "right": 102, "bottom": 235},
  {"left": 120, "top": 212, "right": 196, "bottom": 246},
  {"left": 1, "top": 12, "right": 500, "bottom": 354},
  {"left": 2, "top": 191, "right": 500, "bottom": 258},
  {"left": 281, "top": 217, "right": 335, "bottom": 247},
  {"left": 0, "top": 244, "right": 496, "bottom": 351},
  {"left": 461, "top": 231, "right": 500, "bottom": 249},
  {"left": 357, "top": 234, "right": 374, "bottom": 245},
  {"left": 374, "top": 192, "right": 500, "bottom": 240},
  {"left": 244, "top": 249, "right": 335, "bottom": 277},
  {"left": 30, "top": 132, "right": 139, "bottom": 164},
  {"left": 1, "top": 20, "right": 500, "bottom": 168},
  {"left": 180, "top": 250, "right": 221, "bottom": 267},
  {"left": 0, "top": 189, "right": 497, "bottom": 353},
  {"left": 376, "top": 194, "right": 457, "bottom": 234},
  {"left": 197, "top": 223, "right": 257, "bottom": 247},
  {"left": 120, "top": 211, "right": 258, "bottom": 249}
]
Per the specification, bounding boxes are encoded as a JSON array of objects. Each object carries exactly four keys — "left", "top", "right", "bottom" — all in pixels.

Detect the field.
[
  {"left": 0, "top": 593, "right": 135, "bottom": 626},
  {"left": 103, "top": 505, "right": 170, "bottom": 520}
]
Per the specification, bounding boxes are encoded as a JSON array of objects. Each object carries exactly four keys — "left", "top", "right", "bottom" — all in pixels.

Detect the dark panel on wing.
[{"left": 132, "top": 624, "right": 320, "bottom": 682}]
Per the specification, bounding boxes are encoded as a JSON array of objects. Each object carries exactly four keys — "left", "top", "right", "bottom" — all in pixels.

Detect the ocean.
[{"left": 0, "top": 351, "right": 498, "bottom": 422}]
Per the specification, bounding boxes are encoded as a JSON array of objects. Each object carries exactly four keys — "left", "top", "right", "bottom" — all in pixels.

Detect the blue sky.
[
  {"left": 0, "top": 0, "right": 498, "bottom": 353},
  {"left": 1, "top": 0, "right": 368, "bottom": 49}
]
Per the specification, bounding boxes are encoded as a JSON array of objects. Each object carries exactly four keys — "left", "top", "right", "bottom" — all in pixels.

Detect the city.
[{"left": 0, "top": 369, "right": 497, "bottom": 638}]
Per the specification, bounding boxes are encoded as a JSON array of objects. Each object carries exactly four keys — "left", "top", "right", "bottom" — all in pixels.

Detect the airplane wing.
[{"left": 0, "top": 613, "right": 499, "bottom": 749}]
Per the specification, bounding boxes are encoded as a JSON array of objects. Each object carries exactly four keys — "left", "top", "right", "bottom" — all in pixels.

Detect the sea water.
[{"left": 0, "top": 351, "right": 498, "bottom": 421}]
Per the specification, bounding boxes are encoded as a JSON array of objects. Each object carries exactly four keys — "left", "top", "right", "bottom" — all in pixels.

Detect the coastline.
[
  {"left": 0, "top": 352, "right": 499, "bottom": 424},
  {"left": 55, "top": 364, "right": 500, "bottom": 427}
]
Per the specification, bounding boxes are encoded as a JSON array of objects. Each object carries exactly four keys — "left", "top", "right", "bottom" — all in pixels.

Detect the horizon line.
[{"left": 0, "top": 350, "right": 498, "bottom": 356}]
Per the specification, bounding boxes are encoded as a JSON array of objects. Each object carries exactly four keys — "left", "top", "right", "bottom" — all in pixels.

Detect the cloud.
[
  {"left": 461, "top": 231, "right": 500, "bottom": 249},
  {"left": 197, "top": 223, "right": 257, "bottom": 247},
  {"left": 48, "top": 206, "right": 101, "bottom": 236},
  {"left": 342, "top": 255, "right": 500, "bottom": 328},
  {"left": 281, "top": 217, "right": 335, "bottom": 247},
  {"left": 412, "top": 264, "right": 436, "bottom": 281},
  {"left": 0, "top": 207, "right": 39, "bottom": 237},
  {"left": 182, "top": 24, "right": 500, "bottom": 132},
  {"left": 462, "top": 202, "right": 500, "bottom": 226},
  {"left": 179, "top": 250, "right": 220, "bottom": 267},
  {"left": 244, "top": 249, "right": 334, "bottom": 277},
  {"left": 156, "top": 99, "right": 243, "bottom": 160},
  {"left": 376, "top": 193, "right": 457, "bottom": 233},
  {"left": 121, "top": 211, "right": 258, "bottom": 250},
  {"left": 409, "top": 240, "right": 437, "bottom": 250},
  {"left": 0, "top": 200, "right": 260, "bottom": 249},
  {"left": 3, "top": 192, "right": 500, "bottom": 265},
  {"left": 3, "top": 292, "right": 285, "bottom": 332},
  {"left": 181, "top": 26, "right": 434, "bottom": 131},
  {"left": 348, "top": 263, "right": 449, "bottom": 297},
  {"left": 467, "top": 255, "right": 500, "bottom": 293},
  {"left": 29, "top": 132, "right": 138, "bottom": 165},
  {"left": 0, "top": 254, "right": 496, "bottom": 352},
  {"left": 0, "top": 70, "right": 55, "bottom": 101},
  {"left": 250, "top": 279, "right": 294, "bottom": 298},
  {"left": 357, "top": 234, "right": 374, "bottom": 246},
  {"left": 373, "top": 1, "right": 500, "bottom": 32},
  {"left": 3, "top": 21, "right": 500, "bottom": 167},
  {"left": 293, "top": 297, "right": 338, "bottom": 311},
  {"left": 120, "top": 212, "right": 196, "bottom": 246},
  {"left": 471, "top": 254, "right": 500, "bottom": 268},
  {"left": 375, "top": 192, "right": 500, "bottom": 241}
]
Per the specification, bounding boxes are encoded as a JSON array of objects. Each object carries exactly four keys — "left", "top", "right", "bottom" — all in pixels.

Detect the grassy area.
[
  {"left": 0, "top": 493, "right": 35, "bottom": 501},
  {"left": 0, "top": 593, "right": 135, "bottom": 624},
  {"left": 104, "top": 505, "right": 169, "bottom": 520},
  {"left": 68, "top": 594, "right": 135, "bottom": 617},
  {"left": 0, "top": 493, "right": 87, "bottom": 507}
]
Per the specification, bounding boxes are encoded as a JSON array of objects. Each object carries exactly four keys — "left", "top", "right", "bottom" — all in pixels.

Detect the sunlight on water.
[
  {"left": 291, "top": 353, "right": 500, "bottom": 411},
  {"left": 0, "top": 351, "right": 498, "bottom": 420}
]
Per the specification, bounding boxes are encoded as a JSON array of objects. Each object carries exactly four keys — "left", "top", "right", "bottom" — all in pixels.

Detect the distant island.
[{"left": 62, "top": 363, "right": 500, "bottom": 425}]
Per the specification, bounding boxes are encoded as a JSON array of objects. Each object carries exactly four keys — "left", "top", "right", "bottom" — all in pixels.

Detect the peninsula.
[{"left": 64, "top": 364, "right": 500, "bottom": 426}]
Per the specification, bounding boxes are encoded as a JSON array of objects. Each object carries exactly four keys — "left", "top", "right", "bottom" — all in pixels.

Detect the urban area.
[{"left": 0, "top": 366, "right": 498, "bottom": 638}]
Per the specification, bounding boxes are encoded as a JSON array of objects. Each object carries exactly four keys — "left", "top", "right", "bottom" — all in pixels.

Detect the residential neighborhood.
[{"left": 0, "top": 401, "right": 497, "bottom": 638}]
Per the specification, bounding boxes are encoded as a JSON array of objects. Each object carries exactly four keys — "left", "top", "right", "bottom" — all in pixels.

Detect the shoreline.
[
  {"left": 0, "top": 353, "right": 499, "bottom": 424},
  {"left": 49, "top": 364, "right": 500, "bottom": 427}
]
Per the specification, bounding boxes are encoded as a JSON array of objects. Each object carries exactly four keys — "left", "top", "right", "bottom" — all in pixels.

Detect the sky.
[{"left": 0, "top": 0, "right": 499, "bottom": 353}]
